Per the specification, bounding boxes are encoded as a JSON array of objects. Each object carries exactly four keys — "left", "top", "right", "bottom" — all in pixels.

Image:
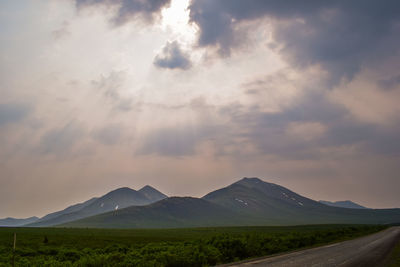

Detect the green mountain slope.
[
  {"left": 61, "top": 197, "right": 247, "bottom": 228},
  {"left": 203, "top": 178, "right": 325, "bottom": 218},
  {"left": 203, "top": 177, "right": 400, "bottom": 225},
  {"left": 60, "top": 178, "right": 400, "bottom": 229}
]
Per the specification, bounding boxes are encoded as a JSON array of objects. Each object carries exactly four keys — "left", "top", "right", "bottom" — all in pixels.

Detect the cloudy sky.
[{"left": 1, "top": 0, "right": 400, "bottom": 218}]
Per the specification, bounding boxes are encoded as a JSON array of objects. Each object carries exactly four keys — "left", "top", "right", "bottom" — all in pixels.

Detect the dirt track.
[{"left": 226, "top": 227, "right": 400, "bottom": 267}]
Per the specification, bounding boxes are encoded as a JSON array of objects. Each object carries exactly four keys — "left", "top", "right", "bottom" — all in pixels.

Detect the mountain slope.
[
  {"left": 319, "top": 200, "right": 368, "bottom": 209},
  {"left": 29, "top": 177, "right": 400, "bottom": 228},
  {"left": 138, "top": 185, "right": 168, "bottom": 202},
  {"left": 202, "top": 177, "right": 400, "bottom": 225},
  {"left": 29, "top": 186, "right": 167, "bottom": 227},
  {"left": 202, "top": 177, "right": 328, "bottom": 224},
  {"left": 61, "top": 197, "right": 246, "bottom": 228},
  {"left": 36, "top": 197, "right": 99, "bottom": 224},
  {"left": 0, "top": 216, "right": 39, "bottom": 227}
]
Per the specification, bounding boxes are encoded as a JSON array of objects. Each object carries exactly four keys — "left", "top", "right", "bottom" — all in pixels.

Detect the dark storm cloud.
[
  {"left": 0, "top": 103, "right": 31, "bottom": 127},
  {"left": 189, "top": 0, "right": 400, "bottom": 84},
  {"left": 138, "top": 87, "right": 398, "bottom": 160},
  {"left": 219, "top": 92, "right": 338, "bottom": 158},
  {"left": 154, "top": 41, "right": 192, "bottom": 70},
  {"left": 75, "top": 0, "right": 171, "bottom": 25},
  {"left": 221, "top": 88, "right": 400, "bottom": 159},
  {"left": 378, "top": 74, "right": 400, "bottom": 91}
]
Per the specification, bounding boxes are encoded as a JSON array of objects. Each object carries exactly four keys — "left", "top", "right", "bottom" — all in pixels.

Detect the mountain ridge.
[
  {"left": 58, "top": 177, "right": 400, "bottom": 228},
  {"left": 8, "top": 177, "right": 400, "bottom": 228},
  {"left": 37, "top": 197, "right": 99, "bottom": 224},
  {"left": 61, "top": 197, "right": 248, "bottom": 228},
  {"left": 319, "top": 200, "right": 368, "bottom": 209},
  {"left": 28, "top": 185, "right": 168, "bottom": 227},
  {"left": 0, "top": 216, "right": 39, "bottom": 227}
]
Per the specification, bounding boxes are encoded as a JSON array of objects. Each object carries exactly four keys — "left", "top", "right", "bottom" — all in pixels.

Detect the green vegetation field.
[
  {"left": 0, "top": 225, "right": 386, "bottom": 266},
  {"left": 386, "top": 239, "right": 400, "bottom": 267}
]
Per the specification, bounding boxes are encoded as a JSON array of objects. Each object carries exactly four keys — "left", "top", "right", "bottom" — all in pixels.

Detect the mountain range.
[
  {"left": 27, "top": 185, "right": 167, "bottom": 227},
  {"left": 2, "top": 178, "right": 400, "bottom": 228},
  {"left": 0, "top": 216, "right": 39, "bottom": 227},
  {"left": 319, "top": 200, "right": 368, "bottom": 209}
]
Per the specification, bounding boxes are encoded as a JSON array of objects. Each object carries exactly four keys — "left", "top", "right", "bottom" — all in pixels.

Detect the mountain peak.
[
  {"left": 240, "top": 177, "right": 263, "bottom": 182},
  {"left": 139, "top": 185, "right": 156, "bottom": 191},
  {"left": 111, "top": 187, "right": 135, "bottom": 192},
  {"left": 138, "top": 185, "right": 167, "bottom": 202},
  {"left": 235, "top": 177, "right": 270, "bottom": 187},
  {"left": 104, "top": 187, "right": 139, "bottom": 197}
]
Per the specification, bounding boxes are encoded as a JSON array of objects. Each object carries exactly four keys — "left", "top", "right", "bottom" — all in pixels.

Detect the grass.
[
  {"left": 0, "top": 224, "right": 386, "bottom": 266},
  {"left": 386, "top": 239, "right": 400, "bottom": 267}
]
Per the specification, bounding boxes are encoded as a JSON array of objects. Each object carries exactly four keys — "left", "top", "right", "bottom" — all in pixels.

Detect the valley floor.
[
  {"left": 223, "top": 226, "right": 400, "bottom": 267},
  {"left": 0, "top": 225, "right": 388, "bottom": 266}
]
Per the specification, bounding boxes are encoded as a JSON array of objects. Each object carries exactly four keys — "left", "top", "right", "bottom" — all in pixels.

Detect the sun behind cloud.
[{"left": 160, "top": 0, "right": 196, "bottom": 43}]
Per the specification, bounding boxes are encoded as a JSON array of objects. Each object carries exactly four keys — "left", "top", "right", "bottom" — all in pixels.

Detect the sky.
[{"left": 1, "top": 0, "right": 400, "bottom": 218}]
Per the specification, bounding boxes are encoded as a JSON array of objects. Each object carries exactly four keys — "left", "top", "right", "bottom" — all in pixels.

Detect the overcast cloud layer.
[{"left": 0, "top": 0, "right": 400, "bottom": 218}]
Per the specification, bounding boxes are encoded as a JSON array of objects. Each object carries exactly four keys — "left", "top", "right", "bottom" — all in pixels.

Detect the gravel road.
[{"left": 226, "top": 226, "right": 400, "bottom": 267}]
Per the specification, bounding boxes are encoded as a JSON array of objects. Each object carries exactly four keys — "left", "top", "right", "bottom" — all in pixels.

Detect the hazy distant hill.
[
  {"left": 59, "top": 178, "right": 400, "bottom": 228},
  {"left": 36, "top": 197, "right": 99, "bottom": 223},
  {"left": 29, "top": 186, "right": 167, "bottom": 227},
  {"left": 0, "top": 216, "right": 39, "bottom": 227},
  {"left": 319, "top": 200, "right": 368, "bottom": 209}
]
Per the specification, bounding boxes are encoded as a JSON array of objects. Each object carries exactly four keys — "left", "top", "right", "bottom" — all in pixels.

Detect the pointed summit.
[
  {"left": 139, "top": 185, "right": 167, "bottom": 202},
  {"left": 235, "top": 177, "right": 265, "bottom": 185},
  {"left": 203, "top": 177, "right": 325, "bottom": 219},
  {"left": 140, "top": 185, "right": 156, "bottom": 191},
  {"left": 234, "top": 177, "right": 278, "bottom": 189}
]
